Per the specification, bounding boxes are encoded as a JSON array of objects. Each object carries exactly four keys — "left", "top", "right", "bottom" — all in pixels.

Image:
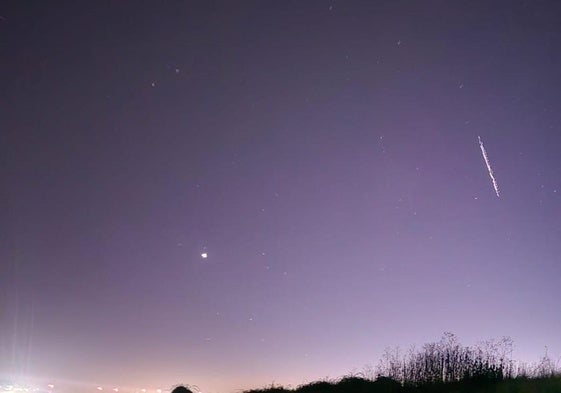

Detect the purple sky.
[{"left": 2, "top": 1, "right": 561, "bottom": 393}]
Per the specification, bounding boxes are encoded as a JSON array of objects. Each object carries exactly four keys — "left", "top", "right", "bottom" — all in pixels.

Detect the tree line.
[{"left": 375, "top": 332, "right": 559, "bottom": 385}]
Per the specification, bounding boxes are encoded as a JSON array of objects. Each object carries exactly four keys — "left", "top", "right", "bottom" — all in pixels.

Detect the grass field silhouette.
[{"left": 243, "top": 334, "right": 560, "bottom": 393}]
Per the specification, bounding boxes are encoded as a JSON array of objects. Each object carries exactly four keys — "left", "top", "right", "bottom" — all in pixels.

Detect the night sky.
[{"left": 2, "top": 1, "right": 561, "bottom": 393}]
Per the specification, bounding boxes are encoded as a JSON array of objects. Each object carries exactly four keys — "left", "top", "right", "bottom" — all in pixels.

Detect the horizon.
[
  {"left": 2, "top": 1, "right": 561, "bottom": 393},
  {"left": 0, "top": 334, "right": 559, "bottom": 393}
]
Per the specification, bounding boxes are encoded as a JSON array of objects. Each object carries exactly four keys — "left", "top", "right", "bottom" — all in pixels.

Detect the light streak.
[{"left": 478, "top": 136, "right": 500, "bottom": 197}]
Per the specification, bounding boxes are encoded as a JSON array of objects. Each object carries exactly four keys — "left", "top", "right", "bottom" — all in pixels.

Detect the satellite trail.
[{"left": 478, "top": 136, "right": 500, "bottom": 197}]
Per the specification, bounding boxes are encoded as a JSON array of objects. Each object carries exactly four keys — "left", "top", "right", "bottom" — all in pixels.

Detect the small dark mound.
[
  {"left": 245, "top": 388, "right": 291, "bottom": 393},
  {"left": 372, "top": 376, "right": 402, "bottom": 392},
  {"left": 296, "top": 380, "right": 335, "bottom": 393},
  {"left": 172, "top": 387, "right": 193, "bottom": 393}
]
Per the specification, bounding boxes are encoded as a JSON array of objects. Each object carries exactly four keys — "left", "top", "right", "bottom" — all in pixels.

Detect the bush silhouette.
[
  {"left": 296, "top": 381, "right": 336, "bottom": 393},
  {"left": 243, "top": 334, "right": 560, "bottom": 393},
  {"left": 372, "top": 376, "right": 402, "bottom": 393},
  {"left": 337, "top": 377, "right": 375, "bottom": 393},
  {"left": 172, "top": 387, "right": 193, "bottom": 393}
]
